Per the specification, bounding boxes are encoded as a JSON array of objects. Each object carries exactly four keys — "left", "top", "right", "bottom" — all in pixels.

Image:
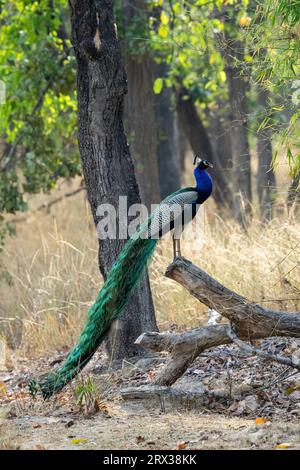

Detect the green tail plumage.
[
  {"left": 29, "top": 187, "right": 191, "bottom": 398},
  {"left": 29, "top": 227, "right": 158, "bottom": 398}
]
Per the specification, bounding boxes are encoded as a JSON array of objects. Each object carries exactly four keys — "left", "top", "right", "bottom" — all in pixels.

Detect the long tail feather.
[{"left": 29, "top": 230, "right": 158, "bottom": 398}]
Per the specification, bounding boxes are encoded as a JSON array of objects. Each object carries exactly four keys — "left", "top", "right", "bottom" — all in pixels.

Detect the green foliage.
[
  {"left": 153, "top": 77, "right": 164, "bottom": 94},
  {"left": 0, "top": 0, "right": 80, "bottom": 219},
  {"left": 145, "top": 0, "right": 300, "bottom": 175},
  {"left": 143, "top": 0, "right": 255, "bottom": 117},
  {"left": 245, "top": 0, "right": 300, "bottom": 175},
  {"left": 148, "top": 0, "right": 230, "bottom": 104},
  {"left": 74, "top": 376, "right": 98, "bottom": 411}
]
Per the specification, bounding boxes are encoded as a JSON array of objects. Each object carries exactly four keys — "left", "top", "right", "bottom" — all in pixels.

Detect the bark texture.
[
  {"left": 208, "top": 107, "right": 233, "bottom": 207},
  {"left": 69, "top": 0, "right": 157, "bottom": 360},
  {"left": 256, "top": 86, "right": 276, "bottom": 220},
  {"left": 222, "top": 36, "right": 252, "bottom": 223}
]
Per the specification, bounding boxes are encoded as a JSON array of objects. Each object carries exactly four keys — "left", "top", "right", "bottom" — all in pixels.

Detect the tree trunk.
[
  {"left": 208, "top": 107, "right": 233, "bottom": 208},
  {"left": 223, "top": 36, "right": 252, "bottom": 224},
  {"left": 122, "top": 0, "right": 161, "bottom": 209},
  {"left": 287, "top": 171, "right": 300, "bottom": 213},
  {"left": 256, "top": 86, "right": 276, "bottom": 220},
  {"left": 155, "top": 64, "right": 181, "bottom": 199},
  {"left": 175, "top": 117, "right": 189, "bottom": 173},
  {"left": 69, "top": 0, "right": 157, "bottom": 361},
  {"left": 176, "top": 86, "right": 230, "bottom": 207}
]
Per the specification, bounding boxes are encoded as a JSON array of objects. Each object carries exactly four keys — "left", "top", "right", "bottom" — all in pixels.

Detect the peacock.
[{"left": 29, "top": 157, "right": 213, "bottom": 398}]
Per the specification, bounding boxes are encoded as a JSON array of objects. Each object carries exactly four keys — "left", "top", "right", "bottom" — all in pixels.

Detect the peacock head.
[{"left": 193, "top": 156, "right": 213, "bottom": 170}]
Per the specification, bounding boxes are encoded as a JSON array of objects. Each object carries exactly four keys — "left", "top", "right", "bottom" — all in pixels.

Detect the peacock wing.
[{"left": 138, "top": 188, "right": 199, "bottom": 239}]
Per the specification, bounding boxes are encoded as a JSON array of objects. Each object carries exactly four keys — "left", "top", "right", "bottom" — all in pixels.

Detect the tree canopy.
[{"left": 0, "top": 0, "right": 299, "bottom": 239}]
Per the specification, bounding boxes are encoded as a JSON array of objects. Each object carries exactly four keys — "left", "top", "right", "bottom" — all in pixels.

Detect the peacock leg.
[
  {"left": 176, "top": 238, "right": 181, "bottom": 257},
  {"left": 172, "top": 234, "right": 177, "bottom": 259},
  {"left": 172, "top": 234, "right": 181, "bottom": 259}
]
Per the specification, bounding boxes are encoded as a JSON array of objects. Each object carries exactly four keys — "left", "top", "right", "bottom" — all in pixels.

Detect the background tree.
[
  {"left": 246, "top": 0, "right": 300, "bottom": 209},
  {"left": 149, "top": 0, "right": 253, "bottom": 218},
  {"left": 175, "top": 85, "right": 231, "bottom": 207},
  {"left": 256, "top": 84, "right": 276, "bottom": 220},
  {"left": 155, "top": 63, "right": 181, "bottom": 199},
  {"left": 121, "top": 0, "right": 161, "bottom": 208},
  {"left": 221, "top": 29, "right": 252, "bottom": 223}
]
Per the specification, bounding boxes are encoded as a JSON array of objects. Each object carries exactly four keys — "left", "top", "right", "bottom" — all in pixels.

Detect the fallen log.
[
  {"left": 120, "top": 385, "right": 232, "bottom": 411},
  {"left": 135, "top": 257, "right": 300, "bottom": 386}
]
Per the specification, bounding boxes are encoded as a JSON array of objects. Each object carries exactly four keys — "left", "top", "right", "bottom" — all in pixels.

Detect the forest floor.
[{"left": 1, "top": 338, "right": 300, "bottom": 450}]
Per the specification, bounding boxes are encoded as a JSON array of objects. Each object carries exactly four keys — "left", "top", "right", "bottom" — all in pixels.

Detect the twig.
[
  {"left": 6, "top": 186, "right": 85, "bottom": 225},
  {"left": 227, "top": 325, "right": 300, "bottom": 371}
]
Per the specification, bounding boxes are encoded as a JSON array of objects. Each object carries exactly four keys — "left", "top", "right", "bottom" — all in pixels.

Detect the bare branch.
[
  {"left": 165, "top": 257, "right": 300, "bottom": 339},
  {"left": 227, "top": 325, "right": 300, "bottom": 371},
  {"left": 6, "top": 186, "right": 85, "bottom": 225}
]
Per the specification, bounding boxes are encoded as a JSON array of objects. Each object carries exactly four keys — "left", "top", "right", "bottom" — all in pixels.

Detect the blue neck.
[{"left": 194, "top": 167, "right": 213, "bottom": 195}]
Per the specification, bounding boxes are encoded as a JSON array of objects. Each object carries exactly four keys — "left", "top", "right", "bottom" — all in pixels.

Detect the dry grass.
[
  {"left": 152, "top": 211, "right": 300, "bottom": 328},
  {"left": 0, "top": 181, "right": 100, "bottom": 355},
  {"left": 0, "top": 177, "right": 299, "bottom": 359}
]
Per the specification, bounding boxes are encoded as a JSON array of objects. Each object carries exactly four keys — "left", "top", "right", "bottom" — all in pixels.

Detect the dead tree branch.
[
  {"left": 135, "top": 257, "right": 300, "bottom": 387},
  {"left": 120, "top": 385, "right": 232, "bottom": 410},
  {"left": 6, "top": 186, "right": 85, "bottom": 225}
]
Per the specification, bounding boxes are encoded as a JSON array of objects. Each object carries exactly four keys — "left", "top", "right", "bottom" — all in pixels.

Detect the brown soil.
[{"left": 1, "top": 341, "right": 300, "bottom": 450}]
